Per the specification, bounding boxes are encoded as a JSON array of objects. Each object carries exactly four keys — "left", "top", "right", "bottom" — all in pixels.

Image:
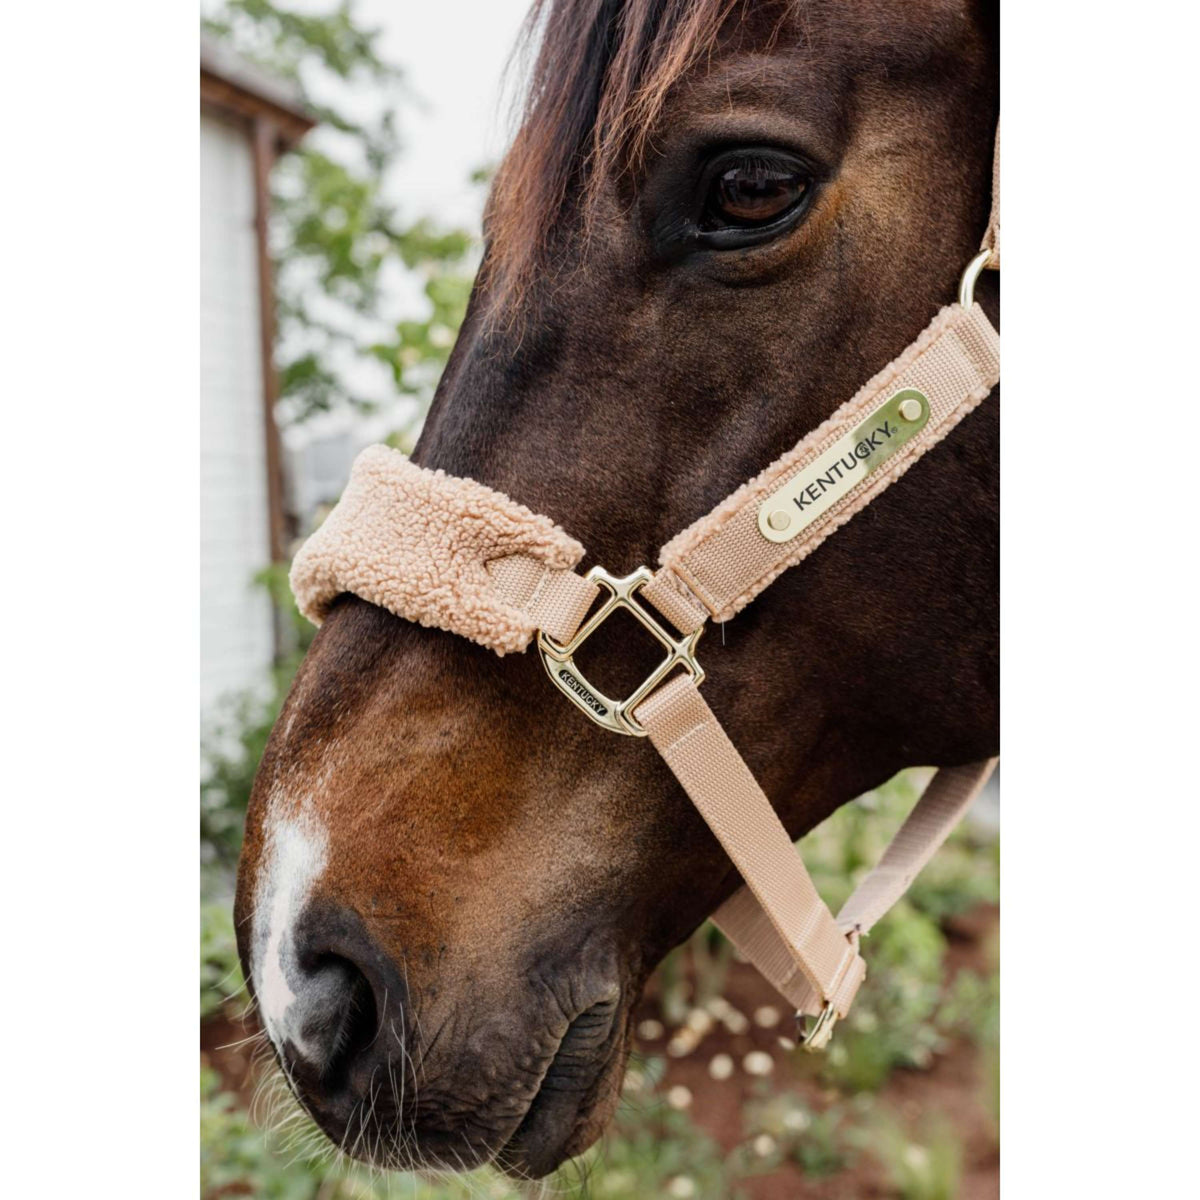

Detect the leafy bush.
[
  {"left": 739, "top": 1089, "right": 858, "bottom": 1178},
  {"left": 201, "top": 902, "right": 246, "bottom": 1019},
  {"left": 820, "top": 902, "right": 949, "bottom": 1091},
  {"left": 201, "top": 565, "right": 311, "bottom": 902},
  {"left": 867, "top": 1113, "right": 963, "bottom": 1200},
  {"left": 202, "top": 0, "right": 477, "bottom": 429},
  {"left": 791, "top": 770, "right": 1000, "bottom": 1092}
]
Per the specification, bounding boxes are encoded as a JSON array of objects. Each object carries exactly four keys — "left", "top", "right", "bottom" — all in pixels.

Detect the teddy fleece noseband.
[{"left": 289, "top": 135, "right": 1001, "bottom": 1050}]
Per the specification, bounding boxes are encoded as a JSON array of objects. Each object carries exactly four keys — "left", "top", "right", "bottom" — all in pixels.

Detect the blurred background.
[{"left": 199, "top": 3, "right": 1000, "bottom": 1196}]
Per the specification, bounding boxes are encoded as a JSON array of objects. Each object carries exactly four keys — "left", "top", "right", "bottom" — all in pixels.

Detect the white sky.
[{"left": 353, "top": 0, "right": 534, "bottom": 229}]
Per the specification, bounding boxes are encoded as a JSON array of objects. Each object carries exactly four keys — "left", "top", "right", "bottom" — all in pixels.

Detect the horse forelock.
[{"left": 486, "top": 0, "right": 757, "bottom": 309}]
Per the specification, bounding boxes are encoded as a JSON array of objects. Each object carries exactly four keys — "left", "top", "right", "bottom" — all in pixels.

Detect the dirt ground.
[{"left": 202, "top": 905, "right": 998, "bottom": 1199}]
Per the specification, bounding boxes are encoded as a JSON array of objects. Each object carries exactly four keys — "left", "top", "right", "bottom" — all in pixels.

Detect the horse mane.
[{"left": 487, "top": 0, "right": 782, "bottom": 310}]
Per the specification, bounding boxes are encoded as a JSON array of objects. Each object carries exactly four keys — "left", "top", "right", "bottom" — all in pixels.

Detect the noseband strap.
[
  {"left": 289, "top": 143, "right": 1000, "bottom": 1047},
  {"left": 291, "top": 447, "right": 599, "bottom": 654}
]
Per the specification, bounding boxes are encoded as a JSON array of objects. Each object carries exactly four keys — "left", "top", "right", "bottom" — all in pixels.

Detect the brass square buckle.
[{"left": 537, "top": 566, "right": 704, "bottom": 737}]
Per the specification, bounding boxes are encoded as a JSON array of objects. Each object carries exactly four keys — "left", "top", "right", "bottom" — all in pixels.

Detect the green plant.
[
  {"left": 740, "top": 1090, "right": 855, "bottom": 1178},
  {"left": 202, "top": 0, "right": 477, "bottom": 432},
  {"left": 201, "top": 902, "right": 246, "bottom": 1019},
  {"left": 788, "top": 771, "right": 999, "bottom": 1092},
  {"left": 200, "top": 567, "right": 312, "bottom": 902},
  {"left": 201, "top": 688, "right": 283, "bottom": 890},
  {"left": 869, "top": 1114, "right": 963, "bottom": 1200},
  {"left": 655, "top": 921, "right": 735, "bottom": 1023},
  {"left": 820, "top": 901, "right": 949, "bottom": 1091}
]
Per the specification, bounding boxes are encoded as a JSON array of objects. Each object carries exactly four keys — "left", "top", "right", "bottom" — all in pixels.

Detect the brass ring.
[{"left": 958, "top": 248, "right": 994, "bottom": 308}]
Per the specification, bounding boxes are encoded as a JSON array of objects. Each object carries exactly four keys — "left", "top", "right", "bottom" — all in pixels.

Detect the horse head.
[{"left": 236, "top": 0, "right": 998, "bottom": 1178}]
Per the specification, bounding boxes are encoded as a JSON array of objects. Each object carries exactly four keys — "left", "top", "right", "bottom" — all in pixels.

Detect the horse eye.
[{"left": 703, "top": 158, "right": 809, "bottom": 230}]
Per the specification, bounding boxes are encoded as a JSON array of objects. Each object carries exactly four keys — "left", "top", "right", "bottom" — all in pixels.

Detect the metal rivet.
[
  {"left": 899, "top": 397, "right": 924, "bottom": 422},
  {"left": 767, "top": 510, "right": 791, "bottom": 531}
]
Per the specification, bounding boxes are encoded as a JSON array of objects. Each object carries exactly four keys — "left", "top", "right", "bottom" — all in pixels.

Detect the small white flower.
[
  {"left": 667, "top": 1085, "right": 693, "bottom": 1110},
  {"left": 904, "top": 1144, "right": 930, "bottom": 1171},
  {"left": 743, "top": 1051, "right": 775, "bottom": 1076},
  {"left": 753, "top": 1005, "right": 781, "bottom": 1029},
  {"left": 685, "top": 1008, "right": 714, "bottom": 1036},
  {"left": 708, "top": 1053, "right": 734, "bottom": 1081},
  {"left": 753, "top": 1133, "right": 778, "bottom": 1158},
  {"left": 782, "top": 1108, "right": 810, "bottom": 1132},
  {"left": 637, "top": 1018, "right": 665, "bottom": 1041},
  {"left": 667, "top": 1029, "right": 699, "bottom": 1057},
  {"left": 666, "top": 1175, "right": 697, "bottom": 1198},
  {"left": 722, "top": 1010, "right": 750, "bottom": 1035}
]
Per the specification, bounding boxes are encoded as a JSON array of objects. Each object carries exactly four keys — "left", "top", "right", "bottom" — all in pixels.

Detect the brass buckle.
[
  {"left": 537, "top": 566, "right": 704, "bottom": 737},
  {"left": 798, "top": 1002, "right": 839, "bottom": 1052}
]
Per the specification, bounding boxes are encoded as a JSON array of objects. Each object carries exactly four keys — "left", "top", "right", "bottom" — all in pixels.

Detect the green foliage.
[
  {"left": 201, "top": 687, "right": 282, "bottom": 891},
  {"left": 201, "top": 902, "right": 246, "bottom": 1019},
  {"left": 820, "top": 902, "right": 949, "bottom": 1091},
  {"left": 869, "top": 1114, "right": 963, "bottom": 1200},
  {"left": 739, "top": 1090, "right": 858, "bottom": 1178},
  {"left": 791, "top": 770, "right": 1000, "bottom": 1092},
  {"left": 202, "top": 1067, "right": 511, "bottom": 1199},
  {"left": 201, "top": 566, "right": 311, "bottom": 902},
  {"left": 202, "top": 0, "right": 477, "bottom": 429},
  {"left": 656, "top": 921, "right": 735, "bottom": 1023},
  {"left": 576, "top": 1095, "right": 739, "bottom": 1199}
]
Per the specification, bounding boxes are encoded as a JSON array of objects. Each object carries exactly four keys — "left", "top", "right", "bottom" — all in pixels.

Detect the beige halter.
[{"left": 291, "top": 139, "right": 1000, "bottom": 1049}]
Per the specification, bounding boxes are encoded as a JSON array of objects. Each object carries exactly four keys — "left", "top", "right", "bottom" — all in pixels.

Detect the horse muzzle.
[{"left": 241, "top": 873, "right": 628, "bottom": 1178}]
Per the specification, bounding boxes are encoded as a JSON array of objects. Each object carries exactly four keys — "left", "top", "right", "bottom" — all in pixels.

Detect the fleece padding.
[{"left": 290, "top": 445, "right": 594, "bottom": 655}]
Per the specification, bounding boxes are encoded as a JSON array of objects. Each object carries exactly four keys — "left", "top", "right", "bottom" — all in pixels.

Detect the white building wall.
[{"left": 201, "top": 111, "right": 275, "bottom": 714}]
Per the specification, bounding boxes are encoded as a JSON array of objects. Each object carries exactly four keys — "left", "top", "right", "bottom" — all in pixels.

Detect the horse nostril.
[
  {"left": 293, "top": 954, "right": 378, "bottom": 1084},
  {"left": 270, "top": 903, "right": 401, "bottom": 1091}
]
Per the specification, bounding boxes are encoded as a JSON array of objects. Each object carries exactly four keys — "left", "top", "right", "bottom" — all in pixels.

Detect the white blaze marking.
[{"left": 253, "top": 815, "right": 328, "bottom": 1056}]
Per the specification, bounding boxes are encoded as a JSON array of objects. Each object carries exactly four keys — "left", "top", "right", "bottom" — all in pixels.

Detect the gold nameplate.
[{"left": 757, "top": 389, "right": 931, "bottom": 544}]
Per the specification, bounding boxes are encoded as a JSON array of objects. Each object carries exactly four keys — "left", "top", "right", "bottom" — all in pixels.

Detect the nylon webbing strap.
[
  {"left": 485, "top": 555, "right": 599, "bottom": 644},
  {"left": 642, "top": 301, "right": 1000, "bottom": 634},
  {"left": 635, "top": 674, "right": 867, "bottom": 1017},
  {"left": 982, "top": 124, "right": 1000, "bottom": 269},
  {"left": 712, "top": 759, "right": 997, "bottom": 1014}
]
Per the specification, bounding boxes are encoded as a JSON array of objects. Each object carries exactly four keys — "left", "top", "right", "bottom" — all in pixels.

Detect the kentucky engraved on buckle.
[{"left": 537, "top": 566, "right": 704, "bottom": 737}]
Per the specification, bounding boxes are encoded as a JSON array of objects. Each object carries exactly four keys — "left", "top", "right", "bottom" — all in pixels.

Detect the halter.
[{"left": 291, "top": 135, "right": 1000, "bottom": 1051}]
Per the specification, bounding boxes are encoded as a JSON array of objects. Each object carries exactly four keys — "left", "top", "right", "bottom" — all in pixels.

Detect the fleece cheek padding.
[{"left": 289, "top": 445, "right": 597, "bottom": 656}]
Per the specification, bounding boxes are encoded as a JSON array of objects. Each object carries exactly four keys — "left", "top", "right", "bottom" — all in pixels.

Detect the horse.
[{"left": 235, "top": 0, "right": 999, "bottom": 1180}]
